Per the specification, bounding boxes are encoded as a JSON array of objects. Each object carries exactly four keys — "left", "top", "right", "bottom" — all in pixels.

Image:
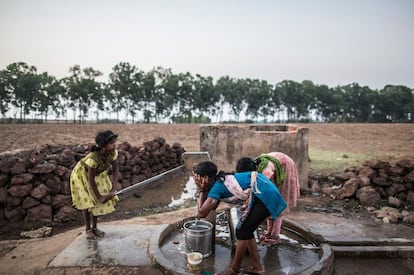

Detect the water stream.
[{"left": 111, "top": 168, "right": 197, "bottom": 219}]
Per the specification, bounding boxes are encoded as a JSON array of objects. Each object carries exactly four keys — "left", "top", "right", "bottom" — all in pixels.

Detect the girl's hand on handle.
[
  {"left": 98, "top": 195, "right": 108, "bottom": 204},
  {"left": 97, "top": 191, "right": 116, "bottom": 203},
  {"left": 98, "top": 194, "right": 112, "bottom": 203},
  {"left": 108, "top": 190, "right": 116, "bottom": 198}
]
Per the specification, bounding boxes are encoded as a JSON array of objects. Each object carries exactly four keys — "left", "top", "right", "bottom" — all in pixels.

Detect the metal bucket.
[{"left": 183, "top": 220, "right": 213, "bottom": 258}]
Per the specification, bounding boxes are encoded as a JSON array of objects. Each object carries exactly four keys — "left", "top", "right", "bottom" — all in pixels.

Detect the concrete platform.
[
  {"left": 283, "top": 209, "right": 414, "bottom": 245},
  {"left": 47, "top": 206, "right": 414, "bottom": 274},
  {"left": 49, "top": 224, "right": 168, "bottom": 267}
]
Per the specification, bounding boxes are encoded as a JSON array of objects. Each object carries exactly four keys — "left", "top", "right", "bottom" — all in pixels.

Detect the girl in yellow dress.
[{"left": 70, "top": 130, "right": 119, "bottom": 240}]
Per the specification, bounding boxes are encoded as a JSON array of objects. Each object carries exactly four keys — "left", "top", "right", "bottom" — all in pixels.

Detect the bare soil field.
[
  {"left": 1, "top": 123, "right": 413, "bottom": 173},
  {"left": 1, "top": 122, "right": 413, "bottom": 155},
  {"left": 0, "top": 123, "right": 413, "bottom": 274}
]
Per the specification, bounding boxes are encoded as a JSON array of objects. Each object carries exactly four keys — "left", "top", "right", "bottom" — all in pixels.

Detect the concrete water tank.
[{"left": 199, "top": 124, "right": 309, "bottom": 190}]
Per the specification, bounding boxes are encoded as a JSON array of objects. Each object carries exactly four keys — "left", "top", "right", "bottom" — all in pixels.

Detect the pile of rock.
[
  {"left": 0, "top": 137, "right": 185, "bottom": 225},
  {"left": 316, "top": 158, "right": 414, "bottom": 224}
]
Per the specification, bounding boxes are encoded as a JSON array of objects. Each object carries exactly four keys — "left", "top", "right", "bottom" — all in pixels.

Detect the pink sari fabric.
[
  {"left": 222, "top": 174, "right": 250, "bottom": 203},
  {"left": 262, "top": 152, "right": 300, "bottom": 213}
]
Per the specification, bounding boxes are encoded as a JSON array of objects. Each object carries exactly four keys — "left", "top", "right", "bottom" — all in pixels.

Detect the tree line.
[{"left": 0, "top": 61, "right": 413, "bottom": 123}]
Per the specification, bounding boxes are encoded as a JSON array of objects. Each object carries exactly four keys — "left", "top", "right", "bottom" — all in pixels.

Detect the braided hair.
[
  {"left": 91, "top": 130, "right": 118, "bottom": 152},
  {"left": 255, "top": 154, "right": 285, "bottom": 188}
]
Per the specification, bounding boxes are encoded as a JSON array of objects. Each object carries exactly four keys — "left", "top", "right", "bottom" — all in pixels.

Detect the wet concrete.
[
  {"left": 49, "top": 224, "right": 168, "bottom": 267},
  {"left": 154, "top": 209, "right": 414, "bottom": 274},
  {"left": 49, "top": 199, "right": 414, "bottom": 275},
  {"left": 334, "top": 257, "right": 414, "bottom": 275},
  {"left": 48, "top": 206, "right": 414, "bottom": 274},
  {"left": 284, "top": 206, "right": 414, "bottom": 275},
  {"left": 159, "top": 228, "right": 320, "bottom": 275},
  {"left": 284, "top": 208, "right": 414, "bottom": 246}
]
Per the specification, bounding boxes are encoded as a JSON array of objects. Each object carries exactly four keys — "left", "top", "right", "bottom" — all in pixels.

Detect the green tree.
[
  {"left": 313, "top": 84, "right": 344, "bottom": 122},
  {"left": 141, "top": 69, "right": 158, "bottom": 123},
  {"left": 275, "top": 80, "right": 320, "bottom": 122},
  {"left": 340, "top": 83, "right": 377, "bottom": 122},
  {"left": 298, "top": 80, "right": 318, "bottom": 120},
  {"left": 193, "top": 74, "right": 219, "bottom": 121},
  {"left": 64, "top": 65, "right": 103, "bottom": 123},
  {"left": 276, "top": 80, "right": 302, "bottom": 121},
  {"left": 171, "top": 72, "right": 195, "bottom": 123},
  {"left": 374, "top": 85, "right": 413, "bottom": 122},
  {"left": 218, "top": 76, "right": 247, "bottom": 122},
  {"left": 0, "top": 69, "right": 12, "bottom": 116},
  {"left": 157, "top": 68, "right": 180, "bottom": 122},
  {"left": 34, "top": 73, "right": 65, "bottom": 121},
  {"left": 244, "top": 79, "right": 273, "bottom": 121},
  {"left": 2, "top": 62, "right": 41, "bottom": 122},
  {"left": 108, "top": 62, "right": 143, "bottom": 122}
]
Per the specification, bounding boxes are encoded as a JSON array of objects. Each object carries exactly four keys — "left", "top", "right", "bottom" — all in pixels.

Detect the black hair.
[
  {"left": 236, "top": 157, "right": 257, "bottom": 172},
  {"left": 193, "top": 161, "right": 218, "bottom": 178},
  {"left": 91, "top": 130, "right": 118, "bottom": 151},
  {"left": 193, "top": 160, "right": 234, "bottom": 188}
]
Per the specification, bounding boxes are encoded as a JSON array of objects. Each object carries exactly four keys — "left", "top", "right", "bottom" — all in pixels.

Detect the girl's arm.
[
  {"left": 109, "top": 159, "right": 119, "bottom": 194},
  {"left": 197, "top": 195, "right": 218, "bottom": 218},
  {"left": 197, "top": 191, "right": 206, "bottom": 208},
  {"left": 87, "top": 167, "right": 107, "bottom": 203}
]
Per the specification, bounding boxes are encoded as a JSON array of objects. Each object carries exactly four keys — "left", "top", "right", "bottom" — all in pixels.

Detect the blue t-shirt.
[{"left": 207, "top": 171, "right": 287, "bottom": 219}]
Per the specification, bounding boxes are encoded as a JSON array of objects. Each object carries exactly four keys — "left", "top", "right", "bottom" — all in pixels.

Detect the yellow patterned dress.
[{"left": 70, "top": 150, "right": 119, "bottom": 216}]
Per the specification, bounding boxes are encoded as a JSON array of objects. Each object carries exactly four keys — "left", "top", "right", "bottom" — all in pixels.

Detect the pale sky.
[{"left": 1, "top": 0, "right": 413, "bottom": 90}]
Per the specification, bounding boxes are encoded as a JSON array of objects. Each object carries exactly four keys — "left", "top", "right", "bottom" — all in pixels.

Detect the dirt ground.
[
  {"left": 1, "top": 123, "right": 414, "bottom": 157},
  {"left": 0, "top": 123, "right": 413, "bottom": 274}
]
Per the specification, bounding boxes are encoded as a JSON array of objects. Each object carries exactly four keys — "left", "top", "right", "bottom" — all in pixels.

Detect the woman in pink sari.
[{"left": 255, "top": 152, "right": 300, "bottom": 245}]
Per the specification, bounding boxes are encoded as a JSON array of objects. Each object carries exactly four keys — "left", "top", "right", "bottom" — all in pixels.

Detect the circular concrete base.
[{"left": 149, "top": 218, "right": 334, "bottom": 275}]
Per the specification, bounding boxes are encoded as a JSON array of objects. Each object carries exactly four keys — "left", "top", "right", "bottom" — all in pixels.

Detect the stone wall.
[
  {"left": 314, "top": 158, "right": 414, "bottom": 224},
  {"left": 199, "top": 124, "right": 309, "bottom": 190},
  {"left": 0, "top": 137, "right": 185, "bottom": 224}
]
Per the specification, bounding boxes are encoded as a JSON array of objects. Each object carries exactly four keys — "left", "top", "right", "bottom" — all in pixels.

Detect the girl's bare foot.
[
  {"left": 240, "top": 265, "right": 265, "bottom": 274},
  {"left": 93, "top": 228, "right": 105, "bottom": 237},
  {"left": 260, "top": 232, "right": 271, "bottom": 242},
  {"left": 86, "top": 229, "right": 96, "bottom": 240},
  {"left": 261, "top": 235, "right": 280, "bottom": 245}
]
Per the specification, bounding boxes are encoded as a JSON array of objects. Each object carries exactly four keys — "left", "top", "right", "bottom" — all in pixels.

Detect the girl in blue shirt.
[{"left": 193, "top": 160, "right": 286, "bottom": 275}]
